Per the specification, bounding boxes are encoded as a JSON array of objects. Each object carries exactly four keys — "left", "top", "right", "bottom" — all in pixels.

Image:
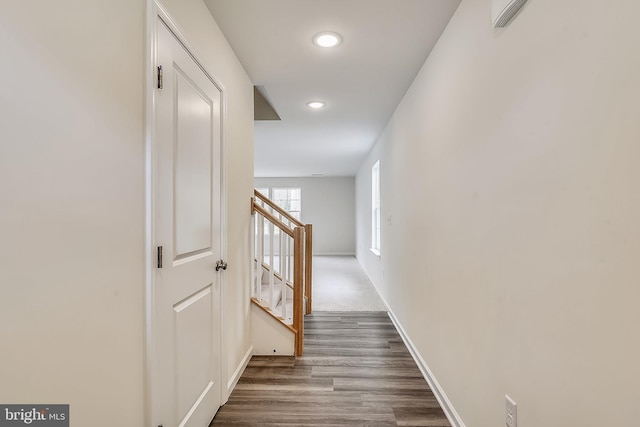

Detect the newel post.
[
  {"left": 304, "top": 224, "right": 313, "bottom": 315},
  {"left": 293, "top": 225, "right": 305, "bottom": 356}
]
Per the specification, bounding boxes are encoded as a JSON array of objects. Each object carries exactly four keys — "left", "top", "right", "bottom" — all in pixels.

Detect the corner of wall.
[{"left": 225, "top": 344, "right": 253, "bottom": 402}]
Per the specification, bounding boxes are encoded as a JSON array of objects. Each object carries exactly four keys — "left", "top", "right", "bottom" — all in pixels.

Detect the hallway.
[
  {"left": 211, "top": 312, "right": 451, "bottom": 426},
  {"left": 211, "top": 257, "right": 451, "bottom": 426}
]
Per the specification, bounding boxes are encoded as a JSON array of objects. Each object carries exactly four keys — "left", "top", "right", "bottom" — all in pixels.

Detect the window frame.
[
  {"left": 371, "top": 161, "right": 381, "bottom": 256},
  {"left": 271, "top": 187, "right": 302, "bottom": 221}
]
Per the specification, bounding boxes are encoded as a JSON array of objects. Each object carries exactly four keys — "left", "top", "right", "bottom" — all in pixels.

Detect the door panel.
[
  {"left": 152, "top": 16, "right": 222, "bottom": 427},
  {"left": 174, "top": 68, "right": 213, "bottom": 257},
  {"left": 174, "top": 285, "right": 213, "bottom": 419}
]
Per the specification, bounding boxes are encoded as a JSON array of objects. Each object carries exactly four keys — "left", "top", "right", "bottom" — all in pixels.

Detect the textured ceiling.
[{"left": 205, "top": 0, "right": 461, "bottom": 177}]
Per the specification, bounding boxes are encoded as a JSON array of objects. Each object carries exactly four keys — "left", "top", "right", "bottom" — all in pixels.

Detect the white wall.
[
  {"left": 255, "top": 177, "right": 356, "bottom": 255},
  {"left": 356, "top": 1, "right": 640, "bottom": 426},
  {"left": 0, "top": 1, "right": 146, "bottom": 425},
  {"left": 0, "top": 1, "right": 254, "bottom": 426}
]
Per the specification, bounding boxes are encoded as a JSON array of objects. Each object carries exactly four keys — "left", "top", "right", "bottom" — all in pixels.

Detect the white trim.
[
  {"left": 144, "top": 2, "right": 157, "bottom": 426},
  {"left": 385, "top": 309, "right": 466, "bottom": 427},
  {"left": 218, "top": 29, "right": 230, "bottom": 416},
  {"left": 371, "top": 160, "right": 381, "bottom": 252},
  {"left": 357, "top": 261, "right": 465, "bottom": 427},
  {"left": 225, "top": 345, "right": 253, "bottom": 402},
  {"left": 314, "top": 252, "right": 356, "bottom": 256}
]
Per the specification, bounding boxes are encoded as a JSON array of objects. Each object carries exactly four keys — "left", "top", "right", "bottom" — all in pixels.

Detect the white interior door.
[{"left": 152, "top": 17, "right": 223, "bottom": 427}]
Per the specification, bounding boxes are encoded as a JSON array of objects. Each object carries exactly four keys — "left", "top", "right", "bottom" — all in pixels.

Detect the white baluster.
[
  {"left": 288, "top": 235, "right": 293, "bottom": 284},
  {"left": 268, "top": 221, "right": 275, "bottom": 310},
  {"left": 280, "top": 228, "right": 287, "bottom": 321},
  {"left": 256, "top": 214, "right": 264, "bottom": 301}
]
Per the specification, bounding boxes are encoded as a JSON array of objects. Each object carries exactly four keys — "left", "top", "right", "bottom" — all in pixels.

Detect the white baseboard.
[
  {"left": 356, "top": 261, "right": 465, "bottom": 427},
  {"left": 226, "top": 345, "right": 253, "bottom": 398},
  {"left": 313, "top": 252, "right": 356, "bottom": 256},
  {"left": 385, "top": 309, "right": 466, "bottom": 427}
]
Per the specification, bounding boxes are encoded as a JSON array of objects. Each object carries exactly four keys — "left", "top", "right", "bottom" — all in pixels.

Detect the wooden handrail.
[
  {"left": 252, "top": 203, "right": 294, "bottom": 237},
  {"left": 254, "top": 190, "right": 304, "bottom": 227}
]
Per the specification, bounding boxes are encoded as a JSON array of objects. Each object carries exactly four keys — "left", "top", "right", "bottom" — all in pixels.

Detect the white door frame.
[{"left": 144, "top": 1, "right": 228, "bottom": 425}]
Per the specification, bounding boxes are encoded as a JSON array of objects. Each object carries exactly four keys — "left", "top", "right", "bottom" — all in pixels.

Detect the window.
[
  {"left": 371, "top": 161, "right": 380, "bottom": 255},
  {"left": 272, "top": 188, "right": 302, "bottom": 221},
  {"left": 255, "top": 187, "right": 269, "bottom": 198}
]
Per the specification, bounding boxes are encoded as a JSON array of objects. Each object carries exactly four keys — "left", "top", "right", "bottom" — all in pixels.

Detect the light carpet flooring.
[{"left": 312, "top": 256, "right": 386, "bottom": 311}]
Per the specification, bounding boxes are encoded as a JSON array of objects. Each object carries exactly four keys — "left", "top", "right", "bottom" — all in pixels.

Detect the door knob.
[{"left": 215, "top": 260, "right": 228, "bottom": 271}]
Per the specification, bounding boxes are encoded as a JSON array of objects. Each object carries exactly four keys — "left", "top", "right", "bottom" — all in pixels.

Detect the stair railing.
[{"left": 251, "top": 190, "right": 312, "bottom": 355}]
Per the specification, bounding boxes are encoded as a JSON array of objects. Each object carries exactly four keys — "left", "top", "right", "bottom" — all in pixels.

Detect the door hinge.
[
  {"left": 157, "top": 65, "right": 163, "bottom": 89},
  {"left": 157, "top": 246, "right": 163, "bottom": 268}
]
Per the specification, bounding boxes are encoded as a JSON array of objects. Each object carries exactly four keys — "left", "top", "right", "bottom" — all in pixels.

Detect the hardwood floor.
[{"left": 211, "top": 312, "right": 451, "bottom": 426}]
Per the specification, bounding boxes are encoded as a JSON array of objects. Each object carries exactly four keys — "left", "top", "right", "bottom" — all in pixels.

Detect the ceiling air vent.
[{"left": 492, "top": 0, "right": 528, "bottom": 28}]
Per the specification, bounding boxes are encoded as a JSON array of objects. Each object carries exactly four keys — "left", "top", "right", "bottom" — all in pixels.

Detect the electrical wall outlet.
[{"left": 505, "top": 395, "right": 517, "bottom": 427}]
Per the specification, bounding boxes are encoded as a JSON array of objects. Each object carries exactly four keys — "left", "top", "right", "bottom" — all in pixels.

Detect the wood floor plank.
[
  {"left": 311, "top": 366, "right": 424, "bottom": 379},
  {"left": 241, "top": 366, "right": 313, "bottom": 379},
  {"left": 211, "top": 312, "right": 451, "bottom": 426}
]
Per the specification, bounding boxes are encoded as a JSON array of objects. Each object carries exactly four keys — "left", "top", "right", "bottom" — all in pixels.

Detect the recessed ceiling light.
[
  {"left": 306, "top": 101, "right": 326, "bottom": 109},
  {"left": 313, "top": 32, "right": 342, "bottom": 48}
]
